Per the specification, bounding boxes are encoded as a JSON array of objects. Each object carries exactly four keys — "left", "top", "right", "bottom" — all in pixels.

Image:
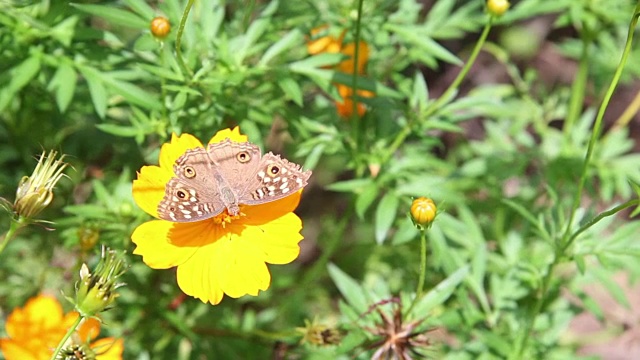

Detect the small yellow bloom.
[
  {"left": 410, "top": 197, "right": 437, "bottom": 228},
  {"left": 0, "top": 294, "right": 123, "bottom": 360},
  {"left": 131, "top": 127, "right": 306, "bottom": 305},
  {"left": 337, "top": 40, "right": 369, "bottom": 75},
  {"left": 13, "top": 150, "right": 68, "bottom": 219},
  {"left": 487, "top": 0, "right": 510, "bottom": 16},
  {"left": 150, "top": 16, "right": 171, "bottom": 39}
]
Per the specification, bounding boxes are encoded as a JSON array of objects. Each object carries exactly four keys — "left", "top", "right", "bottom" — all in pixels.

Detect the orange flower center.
[{"left": 213, "top": 208, "right": 245, "bottom": 228}]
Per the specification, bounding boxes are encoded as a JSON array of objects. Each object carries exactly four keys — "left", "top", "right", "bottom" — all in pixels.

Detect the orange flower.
[
  {"left": 307, "top": 26, "right": 374, "bottom": 118},
  {"left": 306, "top": 25, "right": 344, "bottom": 55},
  {"left": 0, "top": 294, "right": 123, "bottom": 360},
  {"left": 335, "top": 84, "right": 375, "bottom": 118},
  {"left": 131, "top": 127, "right": 306, "bottom": 305},
  {"left": 337, "top": 40, "right": 369, "bottom": 75}
]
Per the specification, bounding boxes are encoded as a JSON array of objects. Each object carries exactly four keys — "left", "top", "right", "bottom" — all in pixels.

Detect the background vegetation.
[{"left": 1, "top": 0, "right": 640, "bottom": 358}]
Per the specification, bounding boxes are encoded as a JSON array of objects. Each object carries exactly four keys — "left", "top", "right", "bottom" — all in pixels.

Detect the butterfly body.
[{"left": 157, "top": 138, "right": 311, "bottom": 222}]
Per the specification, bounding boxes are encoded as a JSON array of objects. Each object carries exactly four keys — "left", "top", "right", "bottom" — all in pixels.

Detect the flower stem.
[
  {"left": 512, "top": 4, "right": 640, "bottom": 358},
  {"left": 561, "top": 3, "right": 640, "bottom": 253},
  {"left": 49, "top": 314, "right": 83, "bottom": 360},
  {"left": 406, "top": 227, "right": 428, "bottom": 317},
  {"left": 563, "top": 31, "right": 591, "bottom": 138},
  {"left": 176, "top": 0, "right": 195, "bottom": 79},
  {"left": 0, "top": 216, "right": 27, "bottom": 257},
  {"left": 380, "top": 16, "right": 494, "bottom": 167}
]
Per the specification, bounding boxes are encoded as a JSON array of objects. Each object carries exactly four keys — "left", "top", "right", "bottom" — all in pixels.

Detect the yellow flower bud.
[
  {"left": 150, "top": 16, "right": 171, "bottom": 39},
  {"left": 487, "top": 0, "right": 510, "bottom": 16},
  {"left": 410, "top": 197, "right": 436, "bottom": 228}
]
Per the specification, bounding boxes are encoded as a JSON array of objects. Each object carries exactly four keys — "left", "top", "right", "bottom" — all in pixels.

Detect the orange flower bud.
[
  {"left": 150, "top": 16, "right": 171, "bottom": 39},
  {"left": 487, "top": 0, "right": 510, "bottom": 16},
  {"left": 410, "top": 197, "right": 436, "bottom": 227}
]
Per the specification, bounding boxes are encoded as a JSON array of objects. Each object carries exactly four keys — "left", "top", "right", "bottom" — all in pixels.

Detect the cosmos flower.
[
  {"left": 131, "top": 127, "right": 305, "bottom": 305},
  {"left": 0, "top": 294, "right": 122, "bottom": 360}
]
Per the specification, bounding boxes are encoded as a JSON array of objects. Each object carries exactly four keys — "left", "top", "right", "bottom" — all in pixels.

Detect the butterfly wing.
[
  {"left": 237, "top": 152, "right": 312, "bottom": 205},
  {"left": 157, "top": 147, "right": 225, "bottom": 222}
]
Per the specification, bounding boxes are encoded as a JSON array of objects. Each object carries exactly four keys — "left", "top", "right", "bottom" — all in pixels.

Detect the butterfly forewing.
[
  {"left": 238, "top": 152, "right": 312, "bottom": 205},
  {"left": 157, "top": 147, "right": 225, "bottom": 222}
]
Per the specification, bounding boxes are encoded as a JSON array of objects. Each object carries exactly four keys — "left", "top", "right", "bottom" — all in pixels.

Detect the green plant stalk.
[
  {"left": 0, "top": 216, "right": 27, "bottom": 257},
  {"left": 350, "top": 0, "right": 366, "bottom": 178},
  {"left": 563, "top": 32, "right": 591, "bottom": 138},
  {"left": 512, "top": 5, "right": 640, "bottom": 358},
  {"left": 380, "top": 16, "right": 494, "bottom": 167},
  {"left": 176, "top": 0, "right": 195, "bottom": 79},
  {"left": 567, "top": 199, "right": 640, "bottom": 246},
  {"left": 49, "top": 315, "right": 83, "bottom": 360},
  {"left": 350, "top": 0, "right": 365, "bottom": 121},
  {"left": 406, "top": 227, "right": 428, "bottom": 316},
  {"left": 561, "top": 4, "right": 640, "bottom": 252}
]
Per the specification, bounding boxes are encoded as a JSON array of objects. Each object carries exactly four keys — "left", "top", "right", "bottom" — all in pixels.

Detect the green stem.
[
  {"left": 566, "top": 199, "right": 640, "bottom": 248},
  {"left": 0, "top": 217, "right": 27, "bottom": 257},
  {"left": 350, "top": 0, "right": 366, "bottom": 178},
  {"left": 380, "top": 16, "right": 494, "bottom": 167},
  {"left": 49, "top": 314, "right": 83, "bottom": 360},
  {"left": 176, "top": 0, "right": 195, "bottom": 79},
  {"left": 406, "top": 227, "right": 428, "bottom": 316},
  {"left": 513, "top": 5, "right": 640, "bottom": 358},
  {"left": 561, "top": 4, "right": 640, "bottom": 251}
]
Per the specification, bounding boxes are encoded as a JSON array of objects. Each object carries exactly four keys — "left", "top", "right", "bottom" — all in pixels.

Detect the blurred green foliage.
[{"left": 1, "top": 0, "right": 640, "bottom": 358}]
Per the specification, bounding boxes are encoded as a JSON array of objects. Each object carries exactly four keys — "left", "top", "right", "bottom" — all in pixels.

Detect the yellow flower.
[
  {"left": 410, "top": 197, "right": 437, "bottom": 228},
  {"left": 131, "top": 127, "right": 305, "bottom": 305},
  {"left": 487, "top": 0, "right": 510, "bottom": 16},
  {"left": 150, "top": 16, "right": 171, "bottom": 39},
  {"left": 0, "top": 294, "right": 123, "bottom": 360}
]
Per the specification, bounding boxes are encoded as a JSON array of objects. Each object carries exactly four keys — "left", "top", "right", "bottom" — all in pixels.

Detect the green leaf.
[
  {"left": 71, "top": 3, "right": 148, "bottom": 30},
  {"left": 375, "top": 192, "right": 399, "bottom": 244},
  {"left": 289, "top": 53, "right": 343, "bottom": 72},
  {"left": 409, "top": 265, "right": 469, "bottom": 317},
  {"left": 410, "top": 70, "right": 429, "bottom": 109},
  {"left": 51, "top": 16, "right": 79, "bottom": 47},
  {"left": 259, "top": 29, "right": 303, "bottom": 66},
  {"left": 327, "top": 263, "right": 368, "bottom": 313},
  {"left": 103, "top": 77, "right": 162, "bottom": 110},
  {"left": 9, "top": 56, "right": 41, "bottom": 93},
  {"left": 326, "top": 178, "right": 373, "bottom": 193},
  {"left": 48, "top": 63, "right": 77, "bottom": 113},
  {"left": 95, "top": 123, "right": 139, "bottom": 138},
  {"left": 277, "top": 77, "right": 303, "bottom": 106},
  {"left": 77, "top": 66, "right": 107, "bottom": 118},
  {"left": 355, "top": 182, "right": 379, "bottom": 219},
  {"left": 123, "top": 0, "right": 155, "bottom": 19}
]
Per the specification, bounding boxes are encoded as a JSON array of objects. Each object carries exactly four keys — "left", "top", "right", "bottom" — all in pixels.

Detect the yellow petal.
[
  {"left": 159, "top": 133, "right": 204, "bottom": 169},
  {"left": 131, "top": 220, "right": 201, "bottom": 269},
  {"left": 93, "top": 337, "right": 124, "bottom": 360},
  {"left": 220, "top": 235, "right": 271, "bottom": 298},
  {"left": 244, "top": 213, "right": 303, "bottom": 265},
  {"left": 6, "top": 295, "right": 63, "bottom": 337},
  {"left": 132, "top": 165, "right": 171, "bottom": 218},
  {"left": 176, "top": 243, "right": 225, "bottom": 305},
  {"left": 338, "top": 40, "right": 369, "bottom": 74},
  {"left": 208, "top": 127, "right": 248, "bottom": 144},
  {"left": 0, "top": 340, "right": 41, "bottom": 360},
  {"left": 77, "top": 316, "right": 101, "bottom": 342},
  {"left": 133, "top": 133, "right": 203, "bottom": 218}
]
